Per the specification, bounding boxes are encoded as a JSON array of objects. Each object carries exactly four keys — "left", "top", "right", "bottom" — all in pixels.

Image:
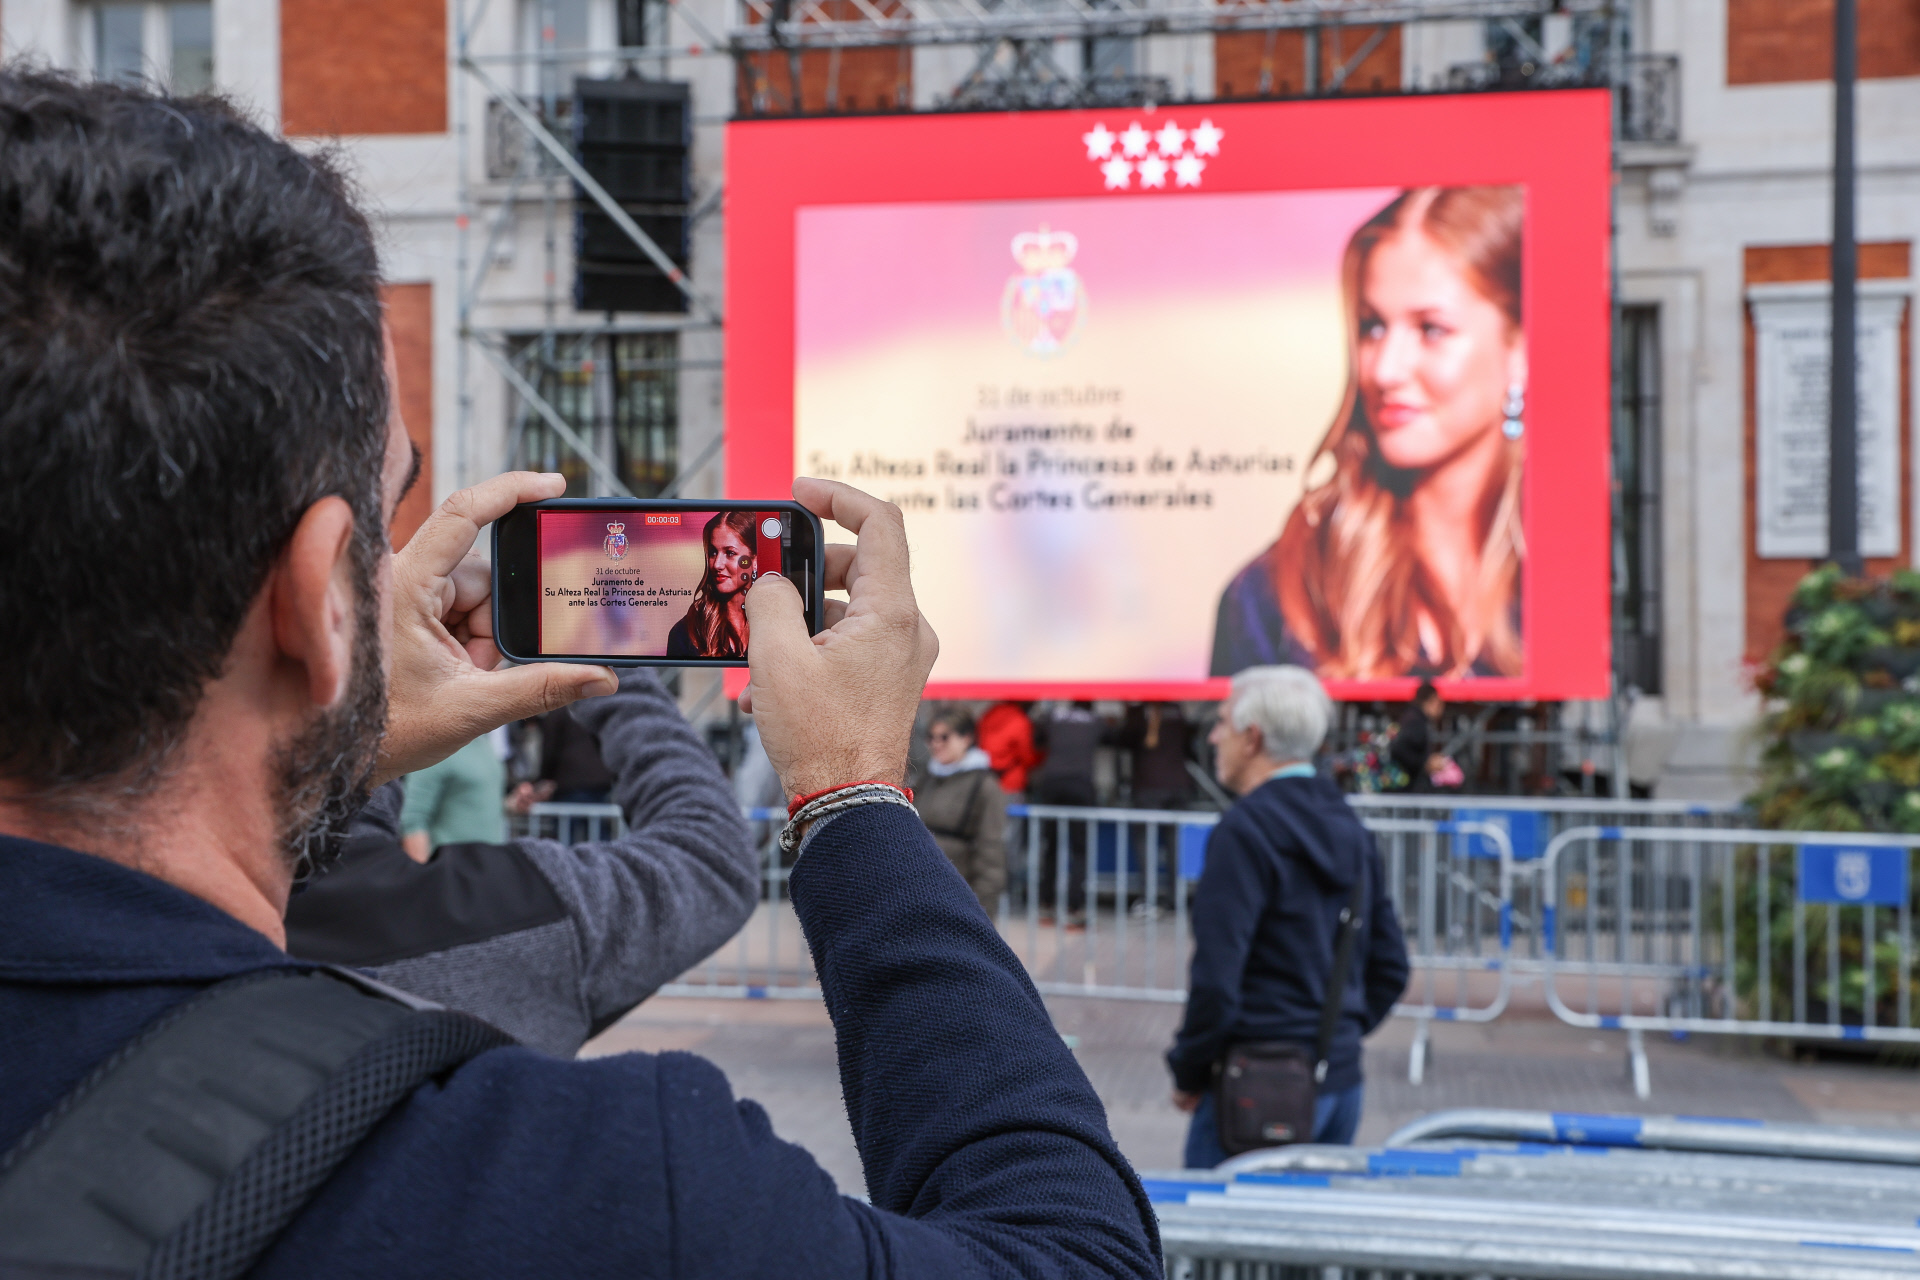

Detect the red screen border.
[{"left": 725, "top": 91, "right": 1614, "bottom": 703}]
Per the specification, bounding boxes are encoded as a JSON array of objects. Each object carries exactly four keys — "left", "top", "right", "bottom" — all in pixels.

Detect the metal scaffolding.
[
  {"left": 731, "top": 0, "right": 1561, "bottom": 51},
  {"left": 452, "top": 0, "right": 727, "bottom": 508}
]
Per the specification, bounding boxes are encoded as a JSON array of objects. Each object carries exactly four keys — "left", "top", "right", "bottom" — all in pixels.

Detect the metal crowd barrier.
[
  {"left": 1340, "top": 816, "right": 1516, "bottom": 1085},
  {"left": 1346, "top": 794, "right": 1747, "bottom": 866},
  {"left": 513, "top": 797, "right": 1920, "bottom": 1100},
  {"left": 1150, "top": 1125, "right": 1920, "bottom": 1278},
  {"left": 1540, "top": 825, "right": 1920, "bottom": 1097},
  {"left": 1348, "top": 795, "right": 1745, "bottom": 981},
  {"left": 520, "top": 796, "right": 1521, "bottom": 1077},
  {"left": 1003, "top": 807, "right": 1512, "bottom": 1021},
  {"left": 1385, "top": 1107, "right": 1920, "bottom": 1165},
  {"left": 510, "top": 801, "right": 627, "bottom": 843}
]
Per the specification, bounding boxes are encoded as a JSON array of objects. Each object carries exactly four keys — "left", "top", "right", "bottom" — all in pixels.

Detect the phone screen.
[{"left": 536, "top": 508, "right": 787, "bottom": 658}]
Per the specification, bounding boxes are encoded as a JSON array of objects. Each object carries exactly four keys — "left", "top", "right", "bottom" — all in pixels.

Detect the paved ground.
[{"left": 583, "top": 993, "right": 1920, "bottom": 1198}]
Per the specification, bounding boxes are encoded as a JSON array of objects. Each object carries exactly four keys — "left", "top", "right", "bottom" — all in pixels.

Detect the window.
[
  {"left": 80, "top": 2, "right": 213, "bottom": 95},
  {"left": 508, "top": 332, "right": 679, "bottom": 498},
  {"left": 1615, "top": 305, "right": 1662, "bottom": 696},
  {"left": 616, "top": 0, "right": 670, "bottom": 52},
  {"left": 517, "top": 0, "right": 616, "bottom": 97}
]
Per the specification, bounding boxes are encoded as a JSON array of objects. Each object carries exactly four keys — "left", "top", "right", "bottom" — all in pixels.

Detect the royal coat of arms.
[
  {"left": 1001, "top": 227, "right": 1087, "bottom": 357},
  {"left": 1836, "top": 851, "right": 1872, "bottom": 901},
  {"left": 603, "top": 521, "right": 628, "bottom": 561}
]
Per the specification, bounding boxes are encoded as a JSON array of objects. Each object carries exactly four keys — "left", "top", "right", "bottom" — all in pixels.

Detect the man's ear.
[{"left": 271, "top": 497, "right": 359, "bottom": 711}]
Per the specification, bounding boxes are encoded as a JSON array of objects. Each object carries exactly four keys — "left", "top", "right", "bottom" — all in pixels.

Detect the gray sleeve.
[{"left": 520, "top": 669, "right": 759, "bottom": 1037}]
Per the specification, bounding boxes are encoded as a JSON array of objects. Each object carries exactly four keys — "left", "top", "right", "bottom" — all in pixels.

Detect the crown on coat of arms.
[
  {"left": 1011, "top": 227, "right": 1078, "bottom": 275},
  {"left": 606, "top": 521, "right": 625, "bottom": 534}
]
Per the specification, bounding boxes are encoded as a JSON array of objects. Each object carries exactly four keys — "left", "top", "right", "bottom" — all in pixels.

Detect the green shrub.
[
  {"left": 1751, "top": 566, "right": 1920, "bottom": 834},
  {"left": 1743, "top": 567, "right": 1920, "bottom": 1027}
]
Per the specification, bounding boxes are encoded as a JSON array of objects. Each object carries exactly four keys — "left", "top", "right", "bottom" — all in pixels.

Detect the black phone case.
[{"left": 490, "top": 498, "right": 825, "bottom": 668}]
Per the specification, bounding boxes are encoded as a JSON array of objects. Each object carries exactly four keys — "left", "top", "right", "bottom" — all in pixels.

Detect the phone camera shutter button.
[{"left": 760, "top": 517, "right": 783, "bottom": 539}]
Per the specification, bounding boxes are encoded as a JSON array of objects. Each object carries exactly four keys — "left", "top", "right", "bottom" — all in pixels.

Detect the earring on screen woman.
[{"left": 1501, "top": 383, "right": 1526, "bottom": 441}]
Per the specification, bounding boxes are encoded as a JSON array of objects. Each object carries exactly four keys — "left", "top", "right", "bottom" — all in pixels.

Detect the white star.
[
  {"left": 1153, "top": 122, "right": 1187, "bottom": 156},
  {"left": 1101, "top": 156, "right": 1133, "bottom": 189},
  {"left": 1082, "top": 123, "right": 1116, "bottom": 160},
  {"left": 1173, "top": 153, "right": 1205, "bottom": 187},
  {"left": 1119, "top": 122, "right": 1151, "bottom": 158},
  {"left": 1190, "top": 118, "right": 1223, "bottom": 157},
  {"left": 1137, "top": 154, "right": 1169, "bottom": 188}
]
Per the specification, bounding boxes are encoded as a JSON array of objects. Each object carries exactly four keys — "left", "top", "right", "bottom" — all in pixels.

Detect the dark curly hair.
[{"left": 0, "top": 68, "right": 390, "bottom": 794}]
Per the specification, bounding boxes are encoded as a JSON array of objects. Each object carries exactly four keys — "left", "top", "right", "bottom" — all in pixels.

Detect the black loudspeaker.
[{"left": 572, "top": 77, "right": 690, "bottom": 314}]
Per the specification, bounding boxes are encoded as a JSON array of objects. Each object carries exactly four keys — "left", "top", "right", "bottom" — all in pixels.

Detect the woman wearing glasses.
[{"left": 913, "top": 708, "right": 1008, "bottom": 915}]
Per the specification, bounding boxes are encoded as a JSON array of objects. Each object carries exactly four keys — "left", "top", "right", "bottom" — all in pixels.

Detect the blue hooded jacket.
[{"left": 1166, "top": 774, "right": 1410, "bottom": 1095}]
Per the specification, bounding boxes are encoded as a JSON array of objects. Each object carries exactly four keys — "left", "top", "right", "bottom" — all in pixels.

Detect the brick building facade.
[{"left": 3, "top": 0, "right": 1919, "bottom": 793}]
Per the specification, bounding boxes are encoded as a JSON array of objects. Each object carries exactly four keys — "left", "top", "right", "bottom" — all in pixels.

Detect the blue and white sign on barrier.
[
  {"left": 1176, "top": 824, "right": 1211, "bottom": 880},
  {"left": 1453, "top": 807, "right": 1545, "bottom": 861},
  {"left": 1799, "top": 845, "right": 1909, "bottom": 906}
]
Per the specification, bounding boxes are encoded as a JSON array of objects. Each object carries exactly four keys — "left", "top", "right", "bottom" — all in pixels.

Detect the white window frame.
[{"left": 72, "top": 2, "right": 214, "bottom": 93}]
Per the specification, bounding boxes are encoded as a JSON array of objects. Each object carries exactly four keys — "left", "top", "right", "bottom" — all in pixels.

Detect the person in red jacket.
[{"left": 977, "top": 700, "right": 1039, "bottom": 794}]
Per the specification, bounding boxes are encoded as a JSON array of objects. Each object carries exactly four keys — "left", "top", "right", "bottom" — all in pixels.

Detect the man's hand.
[
  {"left": 506, "top": 779, "right": 556, "bottom": 814},
  {"left": 377, "top": 472, "right": 617, "bottom": 785},
  {"left": 1172, "top": 1089, "right": 1202, "bottom": 1113},
  {"left": 740, "top": 478, "right": 938, "bottom": 800}
]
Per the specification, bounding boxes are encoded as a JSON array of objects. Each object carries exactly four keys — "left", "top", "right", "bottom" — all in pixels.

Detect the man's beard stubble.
[{"left": 275, "top": 548, "right": 387, "bottom": 881}]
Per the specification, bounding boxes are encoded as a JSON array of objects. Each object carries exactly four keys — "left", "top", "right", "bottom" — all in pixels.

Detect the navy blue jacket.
[
  {"left": 0, "top": 805, "right": 1160, "bottom": 1278},
  {"left": 1166, "top": 775, "right": 1410, "bottom": 1095}
]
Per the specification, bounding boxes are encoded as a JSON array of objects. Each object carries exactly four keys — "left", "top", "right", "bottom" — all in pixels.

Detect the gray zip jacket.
[{"left": 284, "top": 670, "right": 757, "bottom": 1055}]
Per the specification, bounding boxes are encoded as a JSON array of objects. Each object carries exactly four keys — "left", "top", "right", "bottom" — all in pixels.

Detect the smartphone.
[{"left": 492, "top": 499, "right": 824, "bottom": 667}]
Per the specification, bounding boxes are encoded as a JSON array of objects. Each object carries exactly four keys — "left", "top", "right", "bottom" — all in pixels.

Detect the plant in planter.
[
  {"left": 1744, "top": 566, "right": 1920, "bottom": 1030},
  {"left": 1751, "top": 566, "right": 1920, "bottom": 834}
]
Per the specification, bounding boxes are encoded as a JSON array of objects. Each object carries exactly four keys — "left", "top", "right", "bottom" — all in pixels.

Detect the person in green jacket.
[{"left": 400, "top": 732, "right": 507, "bottom": 860}]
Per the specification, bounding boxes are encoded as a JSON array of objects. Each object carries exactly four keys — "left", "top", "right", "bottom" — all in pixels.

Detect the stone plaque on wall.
[{"left": 1752, "top": 290, "right": 1906, "bottom": 559}]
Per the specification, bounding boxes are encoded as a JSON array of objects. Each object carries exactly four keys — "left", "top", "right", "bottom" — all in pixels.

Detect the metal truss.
[
  {"left": 461, "top": 56, "right": 722, "bottom": 324},
  {"left": 730, "top": 0, "right": 1563, "bottom": 53},
  {"left": 452, "top": 0, "right": 728, "bottom": 499},
  {"left": 943, "top": 38, "right": 1170, "bottom": 109}
]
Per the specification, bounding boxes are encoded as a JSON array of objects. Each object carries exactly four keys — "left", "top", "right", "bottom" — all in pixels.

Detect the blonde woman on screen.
[
  {"left": 1210, "top": 185, "right": 1527, "bottom": 681},
  {"left": 667, "top": 511, "right": 758, "bottom": 659}
]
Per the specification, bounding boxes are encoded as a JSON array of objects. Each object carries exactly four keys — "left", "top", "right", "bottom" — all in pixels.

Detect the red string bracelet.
[{"left": 787, "top": 779, "right": 913, "bottom": 818}]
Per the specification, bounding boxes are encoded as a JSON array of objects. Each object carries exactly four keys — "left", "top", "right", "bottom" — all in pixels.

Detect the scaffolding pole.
[
  {"left": 461, "top": 56, "right": 722, "bottom": 324},
  {"left": 729, "top": 0, "right": 1558, "bottom": 51},
  {"left": 476, "top": 341, "right": 637, "bottom": 497},
  {"left": 452, "top": 0, "right": 728, "bottom": 498}
]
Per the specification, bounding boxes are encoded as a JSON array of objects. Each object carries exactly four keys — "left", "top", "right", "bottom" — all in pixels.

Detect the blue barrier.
[
  {"left": 1453, "top": 807, "right": 1547, "bottom": 861},
  {"left": 1800, "top": 844, "right": 1910, "bottom": 906}
]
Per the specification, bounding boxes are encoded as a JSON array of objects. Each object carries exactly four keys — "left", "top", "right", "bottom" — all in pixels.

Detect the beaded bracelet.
[
  {"left": 779, "top": 782, "right": 917, "bottom": 856},
  {"left": 786, "top": 779, "right": 913, "bottom": 818}
]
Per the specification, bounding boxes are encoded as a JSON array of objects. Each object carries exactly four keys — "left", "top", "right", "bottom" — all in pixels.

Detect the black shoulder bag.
[
  {"left": 1214, "top": 857, "right": 1367, "bottom": 1154},
  {"left": 0, "top": 966, "right": 510, "bottom": 1280}
]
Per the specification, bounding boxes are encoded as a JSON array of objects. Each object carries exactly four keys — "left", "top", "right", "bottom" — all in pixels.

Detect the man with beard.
[{"left": 0, "top": 71, "right": 1157, "bottom": 1280}]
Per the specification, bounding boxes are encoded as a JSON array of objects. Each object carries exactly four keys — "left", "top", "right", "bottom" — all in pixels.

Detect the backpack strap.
[
  {"left": 1310, "top": 852, "right": 1368, "bottom": 1087},
  {"left": 0, "top": 966, "right": 511, "bottom": 1280}
]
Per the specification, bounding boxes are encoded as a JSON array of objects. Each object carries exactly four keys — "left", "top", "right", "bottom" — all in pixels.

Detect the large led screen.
[{"left": 726, "top": 92, "right": 1612, "bottom": 700}]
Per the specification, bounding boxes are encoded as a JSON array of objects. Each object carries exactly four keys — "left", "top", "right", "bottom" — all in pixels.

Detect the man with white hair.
[{"left": 1166, "top": 666, "right": 1409, "bottom": 1165}]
